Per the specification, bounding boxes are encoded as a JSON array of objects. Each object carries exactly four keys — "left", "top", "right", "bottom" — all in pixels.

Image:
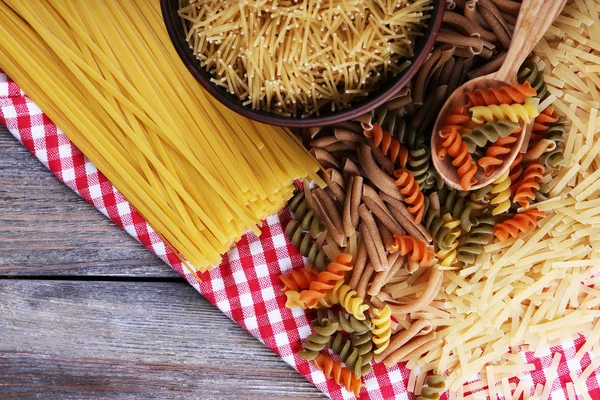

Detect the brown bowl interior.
[{"left": 161, "top": 0, "right": 445, "bottom": 128}]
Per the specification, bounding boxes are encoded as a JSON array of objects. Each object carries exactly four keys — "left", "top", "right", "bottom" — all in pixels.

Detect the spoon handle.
[{"left": 493, "top": 0, "right": 567, "bottom": 83}]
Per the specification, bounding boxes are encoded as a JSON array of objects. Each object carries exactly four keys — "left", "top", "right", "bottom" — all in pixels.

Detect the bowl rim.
[{"left": 161, "top": 0, "right": 445, "bottom": 128}]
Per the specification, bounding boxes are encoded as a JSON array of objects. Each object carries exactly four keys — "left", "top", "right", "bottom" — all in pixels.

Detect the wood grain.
[
  {"left": 0, "top": 280, "right": 322, "bottom": 399},
  {"left": 0, "top": 128, "right": 178, "bottom": 278}
]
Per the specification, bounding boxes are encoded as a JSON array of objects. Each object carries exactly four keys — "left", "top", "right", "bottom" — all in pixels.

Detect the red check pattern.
[{"left": 1, "top": 70, "right": 599, "bottom": 400}]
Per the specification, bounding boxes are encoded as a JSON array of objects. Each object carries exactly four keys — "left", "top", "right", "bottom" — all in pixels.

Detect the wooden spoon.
[{"left": 431, "top": 0, "right": 567, "bottom": 191}]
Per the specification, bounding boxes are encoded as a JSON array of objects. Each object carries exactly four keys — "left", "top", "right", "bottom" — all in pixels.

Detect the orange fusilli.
[
  {"left": 391, "top": 235, "right": 434, "bottom": 267},
  {"left": 280, "top": 268, "right": 319, "bottom": 292},
  {"left": 477, "top": 130, "right": 520, "bottom": 176},
  {"left": 464, "top": 81, "right": 537, "bottom": 107},
  {"left": 494, "top": 209, "right": 546, "bottom": 241},
  {"left": 363, "top": 122, "right": 409, "bottom": 168},
  {"left": 313, "top": 353, "right": 362, "bottom": 397},
  {"left": 299, "top": 253, "right": 353, "bottom": 308},
  {"left": 513, "top": 163, "right": 545, "bottom": 208},
  {"left": 439, "top": 127, "right": 478, "bottom": 190},
  {"left": 393, "top": 168, "right": 426, "bottom": 224}
]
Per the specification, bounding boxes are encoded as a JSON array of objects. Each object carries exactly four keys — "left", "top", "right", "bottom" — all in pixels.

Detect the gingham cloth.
[{"left": 1, "top": 71, "right": 599, "bottom": 400}]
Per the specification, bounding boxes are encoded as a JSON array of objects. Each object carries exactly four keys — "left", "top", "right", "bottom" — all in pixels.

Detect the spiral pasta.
[
  {"left": 328, "top": 332, "right": 373, "bottom": 378},
  {"left": 280, "top": 268, "right": 319, "bottom": 292},
  {"left": 478, "top": 132, "right": 518, "bottom": 176},
  {"left": 438, "top": 127, "right": 478, "bottom": 190},
  {"left": 363, "top": 122, "right": 409, "bottom": 168},
  {"left": 416, "top": 375, "right": 447, "bottom": 400},
  {"left": 318, "top": 309, "right": 372, "bottom": 334},
  {"left": 392, "top": 235, "right": 435, "bottom": 267},
  {"left": 371, "top": 305, "right": 392, "bottom": 355},
  {"left": 408, "top": 144, "right": 435, "bottom": 190},
  {"left": 393, "top": 169, "right": 426, "bottom": 224},
  {"left": 470, "top": 98, "right": 540, "bottom": 124},
  {"left": 373, "top": 107, "right": 419, "bottom": 148},
  {"left": 494, "top": 209, "right": 546, "bottom": 241},
  {"left": 513, "top": 163, "right": 545, "bottom": 208},
  {"left": 297, "top": 318, "right": 339, "bottom": 360},
  {"left": 517, "top": 60, "right": 549, "bottom": 100},
  {"left": 299, "top": 253, "right": 353, "bottom": 308},
  {"left": 284, "top": 290, "right": 308, "bottom": 309},
  {"left": 435, "top": 213, "right": 461, "bottom": 269},
  {"left": 285, "top": 219, "right": 329, "bottom": 271},
  {"left": 441, "top": 106, "right": 471, "bottom": 132},
  {"left": 456, "top": 213, "right": 495, "bottom": 265},
  {"left": 328, "top": 280, "right": 369, "bottom": 320},
  {"left": 464, "top": 81, "right": 537, "bottom": 107},
  {"left": 313, "top": 353, "right": 362, "bottom": 397},
  {"left": 540, "top": 117, "right": 567, "bottom": 169},
  {"left": 462, "top": 120, "right": 519, "bottom": 153},
  {"left": 439, "top": 188, "right": 480, "bottom": 232},
  {"left": 489, "top": 169, "right": 512, "bottom": 215}
]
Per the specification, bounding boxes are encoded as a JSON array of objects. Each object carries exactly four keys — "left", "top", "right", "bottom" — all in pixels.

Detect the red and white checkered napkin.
[{"left": 1, "top": 71, "right": 599, "bottom": 400}]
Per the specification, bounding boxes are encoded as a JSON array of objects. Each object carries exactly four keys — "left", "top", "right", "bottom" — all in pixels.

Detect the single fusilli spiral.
[
  {"left": 435, "top": 213, "right": 461, "bottom": 269},
  {"left": 541, "top": 117, "right": 567, "bottom": 169},
  {"left": 518, "top": 60, "right": 549, "bottom": 100},
  {"left": 489, "top": 169, "right": 512, "bottom": 215},
  {"left": 363, "top": 122, "right": 409, "bottom": 168},
  {"left": 441, "top": 106, "right": 471, "bottom": 132},
  {"left": 280, "top": 268, "right": 318, "bottom": 291},
  {"left": 328, "top": 332, "right": 373, "bottom": 378},
  {"left": 288, "top": 191, "right": 328, "bottom": 238},
  {"left": 462, "top": 120, "right": 519, "bottom": 153},
  {"left": 299, "top": 253, "right": 353, "bottom": 308},
  {"left": 285, "top": 219, "right": 329, "bottom": 271},
  {"left": 464, "top": 81, "right": 537, "bottom": 107},
  {"left": 408, "top": 144, "right": 435, "bottom": 190},
  {"left": 438, "top": 127, "right": 478, "bottom": 190},
  {"left": 456, "top": 213, "right": 495, "bottom": 265},
  {"left": 470, "top": 98, "right": 539, "bottom": 124},
  {"left": 317, "top": 309, "right": 372, "bottom": 334},
  {"left": 478, "top": 132, "right": 518, "bottom": 176},
  {"left": 297, "top": 318, "right": 339, "bottom": 360},
  {"left": 513, "top": 163, "right": 545, "bottom": 208},
  {"left": 392, "top": 235, "right": 435, "bottom": 267},
  {"left": 416, "top": 375, "right": 447, "bottom": 400},
  {"left": 313, "top": 353, "right": 362, "bottom": 397},
  {"left": 393, "top": 168, "right": 426, "bottom": 224},
  {"left": 370, "top": 305, "right": 392, "bottom": 355},
  {"left": 494, "top": 209, "right": 546, "bottom": 241},
  {"left": 330, "top": 280, "right": 369, "bottom": 320}
]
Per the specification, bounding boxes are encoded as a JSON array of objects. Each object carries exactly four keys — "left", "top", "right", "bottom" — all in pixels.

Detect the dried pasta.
[
  {"left": 370, "top": 305, "right": 393, "bottom": 355},
  {"left": 489, "top": 169, "right": 512, "bottom": 215},
  {"left": 517, "top": 60, "right": 549, "bottom": 100},
  {"left": 328, "top": 332, "right": 373, "bottom": 378},
  {"left": 462, "top": 120, "right": 519, "bottom": 153},
  {"left": 439, "top": 127, "right": 478, "bottom": 190},
  {"left": 285, "top": 220, "right": 329, "bottom": 271},
  {"left": 493, "top": 209, "right": 546, "bottom": 241},
  {"left": 416, "top": 375, "right": 447, "bottom": 400},
  {"left": 288, "top": 191, "right": 327, "bottom": 238},
  {"left": 280, "top": 267, "right": 319, "bottom": 292},
  {"left": 364, "top": 122, "right": 410, "bottom": 169},
  {"left": 463, "top": 81, "right": 537, "bottom": 107},
  {"left": 297, "top": 318, "right": 339, "bottom": 361},
  {"left": 299, "top": 253, "right": 353, "bottom": 308},
  {"left": 456, "top": 213, "right": 496, "bottom": 265},
  {"left": 394, "top": 169, "right": 427, "bottom": 224},
  {"left": 513, "top": 163, "right": 545, "bottom": 208},
  {"left": 470, "top": 97, "right": 540, "bottom": 124},
  {"left": 313, "top": 353, "right": 362, "bottom": 397},
  {"left": 0, "top": 0, "right": 324, "bottom": 272}
]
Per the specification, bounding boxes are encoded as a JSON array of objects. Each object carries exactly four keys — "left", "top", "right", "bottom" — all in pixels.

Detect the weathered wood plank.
[
  {"left": 0, "top": 128, "right": 178, "bottom": 278},
  {"left": 0, "top": 279, "right": 324, "bottom": 399}
]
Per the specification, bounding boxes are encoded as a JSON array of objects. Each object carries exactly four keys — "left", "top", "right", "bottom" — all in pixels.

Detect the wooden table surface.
[{"left": 0, "top": 126, "right": 325, "bottom": 399}]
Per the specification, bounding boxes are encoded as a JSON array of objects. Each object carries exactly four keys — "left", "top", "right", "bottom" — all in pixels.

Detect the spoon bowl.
[{"left": 431, "top": 0, "right": 567, "bottom": 190}]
